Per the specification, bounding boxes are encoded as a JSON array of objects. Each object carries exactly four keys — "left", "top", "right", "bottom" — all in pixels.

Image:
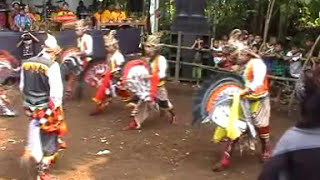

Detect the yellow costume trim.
[{"left": 22, "top": 62, "right": 49, "bottom": 75}]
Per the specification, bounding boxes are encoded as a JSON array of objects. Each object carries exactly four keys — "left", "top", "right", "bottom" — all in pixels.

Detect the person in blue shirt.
[{"left": 14, "top": 5, "right": 32, "bottom": 31}]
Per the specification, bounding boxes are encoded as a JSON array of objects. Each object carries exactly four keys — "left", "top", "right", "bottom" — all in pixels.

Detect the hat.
[
  {"left": 103, "top": 30, "right": 118, "bottom": 46},
  {"left": 11, "top": 1, "right": 20, "bottom": 7},
  {"left": 44, "top": 34, "right": 61, "bottom": 54},
  {"left": 75, "top": 19, "right": 88, "bottom": 31},
  {"left": 144, "top": 33, "right": 162, "bottom": 47}
]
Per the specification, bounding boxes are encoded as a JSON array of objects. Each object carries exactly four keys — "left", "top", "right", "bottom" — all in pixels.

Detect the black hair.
[
  {"left": 62, "top": 2, "right": 69, "bottom": 6},
  {"left": 297, "top": 66, "right": 320, "bottom": 128}
]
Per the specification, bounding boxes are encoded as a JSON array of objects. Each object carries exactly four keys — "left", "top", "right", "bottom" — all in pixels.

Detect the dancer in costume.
[
  {"left": 90, "top": 30, "right": 126, "bottom": 115},
  {"left": 0, "top": 50, "right": 19, "bottom": 117},
  {"left": 64, "top": 19, "right": 93, "bottom": 99},
  {"left": 213, "top": 47, "right": 271, "bottom": 171},
  {"left": 123, "top": 33, "right": 176, "bottom": 130},
  {"left": 20, "top": 34, "right": 67, "bottom": 180}
]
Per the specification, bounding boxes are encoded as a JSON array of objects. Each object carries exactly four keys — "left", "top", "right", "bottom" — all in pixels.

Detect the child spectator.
[
  {"left": 252, "top": 44, "right": 259, "bottom": 54},
  {"left": 211, "top": 38, "right": 223, "bottom": 66},
  {"left": 191, "top": 36, "right": 204, "bottom": 88},
  {"left": 252, "top": 35, "right": 262, "bottom": 48},
  {"left": 261, "top": 36, "right": 277, "bottom": 75},
  {"left": 285, "top": 45, "right": 303, "bottom": 78},
  {"left": 14, "top": 5, "right": 32, "bottom": 31},
  {"left": 272, "top": 43, "right": 286, "bottom": 77}
]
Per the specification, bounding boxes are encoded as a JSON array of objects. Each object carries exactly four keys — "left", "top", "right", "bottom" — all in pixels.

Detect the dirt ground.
[{"left": 0, "top": 82, "right": 296, "bottom": 180}]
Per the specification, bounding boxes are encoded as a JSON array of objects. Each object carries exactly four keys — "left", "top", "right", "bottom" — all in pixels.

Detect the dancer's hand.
[{"left": 239, "top": 88, "right": 250, "bottom": 96}]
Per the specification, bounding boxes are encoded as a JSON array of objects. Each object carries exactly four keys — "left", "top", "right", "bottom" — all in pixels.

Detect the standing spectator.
[
  {"left": 252, "top": 44, "right": 259, "bottom": 54},
  {"left": 285, "top": 45, "right": 303, "bottom": 78},
  {"left": 210, "top": 38, "right": 223, "bottom": 66},
  {"left": 252, "top": 35, "right": 262, "bottom": 48},
  {"left": 8, "top": 1, "right": 20, "bottom": 30},
  {"left": 259, "top": 66, "right": 320, "bottom": 180},
  {"left": 247, "top": 34, "right": 255, "bottom": 47},
  {"left": 191, "top": 36, "right": 204, "bottom": 88},
  {"left": 272, "top": 43, "right": 286, "bottom": 77},
  {"left": 261, "top": 36, "right": 277, "bottom": 75},
  {"left": 14, "top": 5, "right": 32, "bottom": 31}
]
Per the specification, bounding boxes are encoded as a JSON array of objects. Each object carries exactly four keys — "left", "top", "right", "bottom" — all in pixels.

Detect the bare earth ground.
[{"left": 0, "top": 82, "right": 296, "bottom": 180}]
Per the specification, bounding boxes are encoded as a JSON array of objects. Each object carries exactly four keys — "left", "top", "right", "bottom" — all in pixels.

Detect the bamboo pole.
[
  {"left": 259, "top": 0, "right": 276, "bottom": 53},
  {"left": 174, "top": 31, "right": 182, "bottom": 83}
]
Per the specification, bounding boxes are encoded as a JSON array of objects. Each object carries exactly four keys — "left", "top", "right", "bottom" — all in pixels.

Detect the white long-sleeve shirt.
[
  {"left": 245, "top": 58, "right": 267, "bottom": 91},
  {"left": 20, "top": 62, "right": 63, "bottom": 108},
  {"left": 77, "top": 33, "right": 93, "bottom": 57},
  {"left": 157, "top": 55, "right": 167, "bottom": 79}
]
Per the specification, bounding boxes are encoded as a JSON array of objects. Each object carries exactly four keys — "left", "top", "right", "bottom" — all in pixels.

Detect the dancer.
[
  {"left": 0, "top": 50, "right": 19, "bottom": 117},
  {"left": 90, "top": 30, "right": 126, "bottom": 115},
  {"left": 123, "top": 33, "right": 176, "bottom": 130},
  {"left": 213, "top": 47, "right": 271, "bottom": 171},
  {"left": 64, "top": 19, "right": 93, "bottom": 99},
  {"left": 20, "top": 34, "right": 67, "bottom": 179}
]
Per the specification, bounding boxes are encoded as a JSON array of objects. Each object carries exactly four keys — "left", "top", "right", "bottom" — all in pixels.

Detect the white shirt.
[
  {"left": 111, "top": 50, "right": 125, "bottom": 67},
  {"left": 20, "top": 62, "right": 63, "bottom": 108},
  {"left": 245, "top": 58, "right": 267, "bottom": 91},
  {"left": 157, "top": 55, "right": 167, "bottom": 79},
  {"left": 77, "top": 33, "right": 93, "bottom": 57}
]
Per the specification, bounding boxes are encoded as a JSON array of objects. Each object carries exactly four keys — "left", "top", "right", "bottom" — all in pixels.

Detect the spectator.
[
  {"left": 252, "top": 35, "right": 262, "bottom": 48},
  {"left": 0, "top": 0, "right": 7, "bottom": 29},
  {"left": 191, "top": 36, "right": 204, "bottom": 88},
  {"left": 8, "top": 1, "right": 20, "bottom": 30},
  {"left": 252, "top": 44, "right": 259, "bottom": 54},
  {"left": 259, "top": 66, "right": 320, "bottom": 180},
  {"left": 101, "top": 4, "right": 114, "bottom": 23},
  {"left": 110, "top": 4, "right": 127, "bottom": 22},
  {"left": 248, "top": 34, "right": 255, "bottom": 47},
  {"left": 285, "top": 45, "right": 302, "bottom": 78},
  {"left": 76, "top": 0, "right": 87, "bottom": 19},
  {"left": 210, "top": 38, "right": 223, "bottom": 66},
  {"left": 272, "top": 43, "right": 286, "bottom": 77},
  {"left": 93, "top": 5, "right": 104, "bottom": 27},
  {"left": 219, "top": 47, "right": 234, "bottom": 70},
  {"left": 14, "top": 5, "right": 32, "bottom": 31},
  {"left": 261, "top": 36, "right": 277, "bottom": 75},
  {"left": 24, "top": 5, "right": 40, "bottom": 22}
]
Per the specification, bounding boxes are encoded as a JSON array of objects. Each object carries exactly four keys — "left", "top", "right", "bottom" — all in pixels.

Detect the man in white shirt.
[
  {"left": 123, "top": 33, "right": 176, "bottom": 130},
  {"left": 20, "top": 34, "right": 67, "bottom": 180}
]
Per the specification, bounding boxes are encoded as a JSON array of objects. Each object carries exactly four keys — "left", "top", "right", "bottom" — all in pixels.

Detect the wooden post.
[{"left": 174, "top": 31, "right": 182, "bottom": 83}]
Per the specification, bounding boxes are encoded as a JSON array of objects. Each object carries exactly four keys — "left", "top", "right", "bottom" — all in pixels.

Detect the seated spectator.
[
  {"left": 76, "top": 0, "right": 87, "bottom": 19},
  {"left": 110, "top": 4, "right": 126, "bottom": 22},
  {"left": 285, "top": 45, "right": 303, "bottom": 78},
  {"left": 259, "top": 65, "right": 320, "bottom": 180},
  {"left": 56, "top": 2, "right": 77, "bottom": 23},
  {"left": 24, "top": 5, "right": 40, "bottom": 22},
  {"left": 272, "top": 43, "right": 286, "bottom": 77},
  {"left": 102, "top": 4, "right": 115, "bottom": 23},
  {"left": 8, "top": 1, "right": 20, "bottom": 30},
  {"left": 0, "top": 0, "right": 7, "bottom": 29},
  {"left": 14, "top": 5, "right": 32, "bottom": 31},
  {"left": 93, "top": 6, "right": 104, "bottom": 26}
]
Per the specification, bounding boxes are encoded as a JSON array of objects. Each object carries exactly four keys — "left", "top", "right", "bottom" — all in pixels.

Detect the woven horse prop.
[{"left": 193, "top": 74, "right": 259, "bottom": 155}]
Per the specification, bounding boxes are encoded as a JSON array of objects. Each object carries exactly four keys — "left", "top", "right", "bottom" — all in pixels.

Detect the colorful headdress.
[
  {"left": 144, "top": 33, "right": 162, "bottom": 47},
  {"left": 103, "top": 30, "right": 118, "bottom": 46},
  {"left": 75, "top": 19, "right": 88, "bottom": 31}
]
